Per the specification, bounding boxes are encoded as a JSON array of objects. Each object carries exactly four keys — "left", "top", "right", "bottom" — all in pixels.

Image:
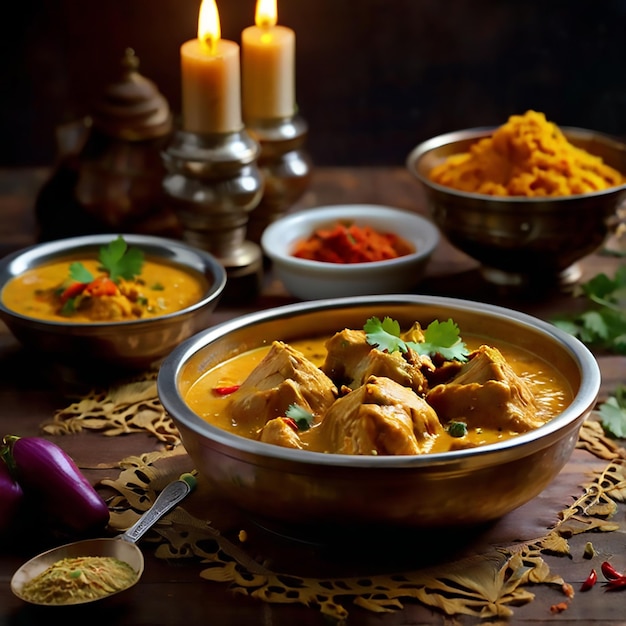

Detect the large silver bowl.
[
  {"left": 0, "top": 234, "right": 226, "bottom": 375},
  {"left": 157, "top": 296, "right": 600, "bottom": 533},
  {"left": 406, "top": 127, "right": 626, "bottom": 286}
]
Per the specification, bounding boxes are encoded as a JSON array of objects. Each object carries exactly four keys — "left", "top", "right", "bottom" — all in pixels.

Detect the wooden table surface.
[{"left": 1, "top": 166, "right": 625, "bottom": 626}]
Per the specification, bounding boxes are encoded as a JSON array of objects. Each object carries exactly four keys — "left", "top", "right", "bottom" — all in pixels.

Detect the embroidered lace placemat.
[{"left": 41, "top": 376, "right": 626, "bottom": 622}]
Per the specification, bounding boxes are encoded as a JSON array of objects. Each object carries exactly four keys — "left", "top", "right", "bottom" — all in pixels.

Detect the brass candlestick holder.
[
  {"left": 245, "top": 114, "right": 312, "bottom": 243},
  {"left": 162, "top": 129, "right": 264, "bottom": 302}
]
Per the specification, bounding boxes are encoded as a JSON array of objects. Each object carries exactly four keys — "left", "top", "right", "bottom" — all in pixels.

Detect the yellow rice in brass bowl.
[
  {"left": 406, "top": 113, "right": 626, "bottom": 286},
  {"left": 428, "top": 110, "right": 624, "bottom": 197}
]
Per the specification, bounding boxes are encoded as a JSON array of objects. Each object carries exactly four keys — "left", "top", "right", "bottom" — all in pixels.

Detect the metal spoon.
[{"left": 10, "top": 476, "right": 193, "bottom": 606}]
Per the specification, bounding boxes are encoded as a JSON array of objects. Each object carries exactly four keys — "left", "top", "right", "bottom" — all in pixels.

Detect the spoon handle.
[{"left": 120, "top": 478, "right": 192, "bottom": 544}]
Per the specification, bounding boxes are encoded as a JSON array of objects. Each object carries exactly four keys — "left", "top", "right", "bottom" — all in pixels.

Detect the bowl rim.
[
  {"left": 158, "top": 294, "right": 600, "bottom": 469},
  {"left": 260, "top": 204, "right": 440, "bottom": 269},
  {"left": 406, "top": 125, "right": 626, "bottom": 203},
  {"left": 0, "top": 233, "right": 227, "bottom": 328}
]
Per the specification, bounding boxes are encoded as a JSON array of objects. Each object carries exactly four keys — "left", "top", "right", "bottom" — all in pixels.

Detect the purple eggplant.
[
  {"left": 0, "top": 456, "right": 23, "bottom": 533},
  {"left": 2, "top": 435, "right": 110, "bottom": 534}
]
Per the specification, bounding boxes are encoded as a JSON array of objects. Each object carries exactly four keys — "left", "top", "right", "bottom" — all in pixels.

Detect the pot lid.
[{"left": 92, "top": 48, "right": 172, "bottom": 141}]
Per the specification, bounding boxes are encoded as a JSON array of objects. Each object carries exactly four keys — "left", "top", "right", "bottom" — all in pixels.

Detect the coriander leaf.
[
  {"left": 285, "top": 404, "right": 314, "bottom": 431},
  {"left": 581, "top": 272, "right": 616, "bottom": 300},
  {"left": 597, "top": 386, "right": 626, "bottom": 438},
  {"left": 98, "top": 236, "right": 144, "bottom": 282},
  {"left": 69, "top": 262, "right": 94, "bottom": 284},
  {"left": 364, "top": 316, "right": 407, "bottom": 353},
  {"left": 580, "top": 310, "right": 610, "bottom": 340},
  {"left": 447, "top": 421, "right": 468, "bottom": 438},
  {"left": 552, "top": 263, "right": 626, "bottom": 354},
  {"left": 60, "top": 298, "right": 77, "bottom": 317},
  {"left": 407, "top": 319, "right": 469, "bottom": 362}
]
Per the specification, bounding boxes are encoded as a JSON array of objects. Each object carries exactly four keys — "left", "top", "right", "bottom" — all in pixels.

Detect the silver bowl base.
[{"left": 480, "top": 262, "right": 582, "bottom": 289}]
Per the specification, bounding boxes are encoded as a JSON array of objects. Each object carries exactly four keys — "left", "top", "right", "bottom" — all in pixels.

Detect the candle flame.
[
  {"left": 255, "top": 0, "right": 277, "bottom": 28},
  {"left": 198, "top": 0, "right": 221, "bottom": 54}
]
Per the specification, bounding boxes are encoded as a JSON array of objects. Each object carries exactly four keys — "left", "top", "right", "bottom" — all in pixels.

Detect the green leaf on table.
[
  {"left": 552, "top": 264, "right": 626, "bottom": 354},
  {"left": 597, "top": 386, "right": 626, "bottom": 439}
]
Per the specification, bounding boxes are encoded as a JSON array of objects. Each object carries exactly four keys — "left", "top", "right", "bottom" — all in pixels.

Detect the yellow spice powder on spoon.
[
  {"left": 20, "top": 555, "right": 138, "bottom": 605},
  {"left": 428, "top": 110, "right": 624, "bottom": 196}
]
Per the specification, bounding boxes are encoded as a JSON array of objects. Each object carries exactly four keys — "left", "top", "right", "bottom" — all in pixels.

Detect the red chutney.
[{"left": 291, "top": 222, "right": 414, "bottom": 264}]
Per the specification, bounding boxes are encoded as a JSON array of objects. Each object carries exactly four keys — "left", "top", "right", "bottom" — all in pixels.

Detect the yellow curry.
[
  {"left": 2, "top": 237, "right": 207, "bottom": 323},
  {"left": 184, "top": 319, "right": 573, "bottom": 456}
]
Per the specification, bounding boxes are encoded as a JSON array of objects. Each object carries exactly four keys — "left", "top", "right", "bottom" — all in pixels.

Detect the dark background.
[{"left": 3, "top": 0, "right": 626, "bottom": 167}]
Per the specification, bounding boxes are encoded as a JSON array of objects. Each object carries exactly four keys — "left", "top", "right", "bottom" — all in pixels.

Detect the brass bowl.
[
  {"left": 0, "top": 234, "right": 226, "bottom": 378},
  {"left": 157, "top": 296, "right": 600, "bottom": 534},
  {"left": 406, "top": 127, "right": 626, "bottom": 286}
]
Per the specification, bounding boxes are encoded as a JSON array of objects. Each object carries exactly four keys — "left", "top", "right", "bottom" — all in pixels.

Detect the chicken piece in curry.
[{"left": 184, "top": 318, "right": 573, "bottom": 456}]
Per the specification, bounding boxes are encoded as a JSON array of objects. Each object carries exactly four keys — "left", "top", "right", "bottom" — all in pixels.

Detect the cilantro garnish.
[
  {"left": 364, "top": 316, "right": 469, "bottom": 362},
  {"left": 97, "top": 236, "right": 144, "bottom": 282},
  {"left": 597, "top": 386, "right": 626, "bottom": 438},
  {"left": 416, "top": 319, "right": 470, "bottom": 361},
  {"left": 60, "top": 298, "right": 77, "bottom": 316},
  {"left": 69, "top": 262, "right": 94, "bottom": 284},
  {"left": 447, "top": 421, "right": 468, "bottom": 438},
  {"left": 552, "top": 264, "right": 626, "bottom": 354},
  {"left": 363, "top": 317, "right": 406, "bottom": 353},
  {"left": 285, "top": 404, "right": 315, "bottom": 431},
  {"left": 65, "top": 235, "right": 144, "bottom": 287}
]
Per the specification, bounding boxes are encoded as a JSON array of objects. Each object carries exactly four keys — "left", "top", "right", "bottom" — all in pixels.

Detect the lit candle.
[
  {"left": 241, "top": 0, "right": 295, "bottom": 121},
  {"left": 180, "top": 0, "right": 242, "bottom": 134}
]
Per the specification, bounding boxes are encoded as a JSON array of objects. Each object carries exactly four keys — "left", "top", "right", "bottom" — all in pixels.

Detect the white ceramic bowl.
[{"left": 260, "top": 204, "right": 440, "bottom": 300}]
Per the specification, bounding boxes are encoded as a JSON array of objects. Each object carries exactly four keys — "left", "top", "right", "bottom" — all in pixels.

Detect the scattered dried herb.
[{"left": 583, "top": 541, "right": 595, "bottom": 559}]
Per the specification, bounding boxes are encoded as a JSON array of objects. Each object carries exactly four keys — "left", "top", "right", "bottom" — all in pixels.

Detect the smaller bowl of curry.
[
  {"left": 0, "top": 234, "right": 226, "bottom": 374},
  {"left": 261, "top": 204, "right": 440, "bottom": 300}
]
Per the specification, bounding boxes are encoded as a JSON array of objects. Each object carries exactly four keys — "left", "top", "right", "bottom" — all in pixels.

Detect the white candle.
[
  {"left": 241, "top": 0, "right": 295, "bottom": 121},
  {"left": 181, "top": 0, "right": 243, "bottom": 134}
]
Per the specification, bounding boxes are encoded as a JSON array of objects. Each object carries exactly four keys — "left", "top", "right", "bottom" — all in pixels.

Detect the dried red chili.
[
  {"left": 580, "top": 568, "right": 597, "bottom": 591},
  {"left": 604, "top": 575, "right": 626, "bottom": 591},
  {"left": 281, "top": 417, "right": 299, "bottom": 432},
  {"left": 212, "top": 385, "right": 241, "bottom": 396},
  {"left": 601, "top": 561, "right": 623, "bottom": 581}
]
